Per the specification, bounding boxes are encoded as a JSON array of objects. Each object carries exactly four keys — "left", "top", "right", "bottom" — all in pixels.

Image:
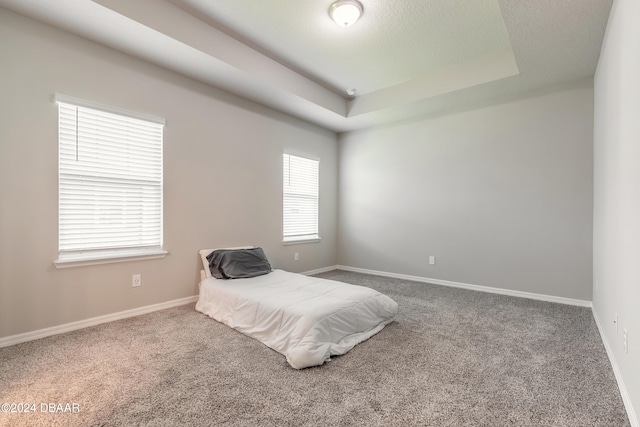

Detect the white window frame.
[
  {"left": 282, "top": 152, "right": 321, "bottom": 245},
  {"left": 54, "top": 94, "right": 167, "bottom": 268}
]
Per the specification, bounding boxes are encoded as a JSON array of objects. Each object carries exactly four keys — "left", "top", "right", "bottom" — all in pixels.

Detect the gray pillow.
[{"left": 206, "top": 247, "right": 272, "bottom": 279}]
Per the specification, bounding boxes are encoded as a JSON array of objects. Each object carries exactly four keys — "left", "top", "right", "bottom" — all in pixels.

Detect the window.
[
  {"left": 55, "top": 94, "right": 166, "bottom": 267},
  {"left": 283, "top": 153, "right": 320, "bottom": 243}
]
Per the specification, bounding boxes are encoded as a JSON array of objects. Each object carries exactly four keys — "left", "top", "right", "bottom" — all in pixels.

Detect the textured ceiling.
[
  {"left": 0, "top": 0, "right": 613, "bottom": 132},
  {"left": 170, "top": 0, "right": 514, "bottom": 96}
]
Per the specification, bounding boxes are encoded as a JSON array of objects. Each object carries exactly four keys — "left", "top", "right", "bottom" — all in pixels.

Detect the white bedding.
[{"left": 195, "top": 269, "right": 398, "bottom": 369}]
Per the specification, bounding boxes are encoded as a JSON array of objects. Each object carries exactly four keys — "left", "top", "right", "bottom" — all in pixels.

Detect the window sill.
[
  {"left": 282, "top": 237, "right": 322, "bottom": 246},
  {"left": 54, "top": 249, "right": 168, "bottom": 269}
]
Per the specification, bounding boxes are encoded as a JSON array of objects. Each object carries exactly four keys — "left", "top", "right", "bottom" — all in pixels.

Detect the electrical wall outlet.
[
  {"left": 132, "top": 274, "right": 141, "bottom": 287},
  {"left": 294, "top": 252, "right": 299, "bottom": 261},
  {"left": 623, "top": 329, "right": 628, "bottom": 354},
  {"left": 429, "top": 256, "right": 435, "bottom": 265}
]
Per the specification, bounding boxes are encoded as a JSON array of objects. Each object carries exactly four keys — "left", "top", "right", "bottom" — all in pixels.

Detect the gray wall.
[
  {"left": 0, "top": 10, "right": 338, "bottom": 338},
  {"left": 338, "top": 87, "right": 594, "bottom": 300},
  {"left": 593, "top": 0, "right": 640, "bottom": 422}
]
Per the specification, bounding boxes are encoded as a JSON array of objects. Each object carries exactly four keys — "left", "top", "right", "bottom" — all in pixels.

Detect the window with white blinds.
[
  {"left": 283, "top": 153, "right": 320, "bottom": 243},
  {"left": 56, "top": 95, "right": 165, "bottom": 264}
]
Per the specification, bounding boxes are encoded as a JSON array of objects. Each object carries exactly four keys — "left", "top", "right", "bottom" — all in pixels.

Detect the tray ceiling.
[{"left": 0, "top": 0, "right": 612, "bottom": 132}]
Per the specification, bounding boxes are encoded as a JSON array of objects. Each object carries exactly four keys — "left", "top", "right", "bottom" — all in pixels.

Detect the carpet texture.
[{"left": 0, "top": 270, "right": 630, "bottom": 426}]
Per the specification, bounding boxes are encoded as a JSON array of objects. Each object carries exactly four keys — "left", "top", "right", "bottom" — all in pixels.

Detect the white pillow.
[{"left": 199, "top": 246, "right": 254, "bottom": 278}]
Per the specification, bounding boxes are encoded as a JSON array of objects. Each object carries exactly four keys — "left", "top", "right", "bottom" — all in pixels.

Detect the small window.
[
  {"left": 283, "top": 153, "right": 320, "bottom": 243},
  {"left": 55, "top": 95, "right": 165, "bottom": 266}
]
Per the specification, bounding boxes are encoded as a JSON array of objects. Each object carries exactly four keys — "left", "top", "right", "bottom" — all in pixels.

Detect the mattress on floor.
[{"left": 196, "top": 269, "right": 398, "bottom": 369}]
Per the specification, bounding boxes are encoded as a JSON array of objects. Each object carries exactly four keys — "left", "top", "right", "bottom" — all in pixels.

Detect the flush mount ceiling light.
[{"left": 329, "top": 0, "right": 363, "bottom": 27}]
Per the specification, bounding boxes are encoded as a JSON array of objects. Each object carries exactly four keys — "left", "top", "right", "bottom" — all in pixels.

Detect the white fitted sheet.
[{"left": 195, "top": 269, "right": 398, "bottom": 369}]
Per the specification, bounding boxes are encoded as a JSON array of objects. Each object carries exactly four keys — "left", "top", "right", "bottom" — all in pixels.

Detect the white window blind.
[
  {"left": 57, "top": 96, "right": 164, "bottom": 262},
  {"left": 283, "top": 153, "right": 319, "bottom": 242}
]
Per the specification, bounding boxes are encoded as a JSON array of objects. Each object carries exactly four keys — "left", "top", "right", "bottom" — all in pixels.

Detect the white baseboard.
[
  {"left": 336, "top": 265, "right": 592, "bottom": 307},
  {"left": 302, "top": 265, "right": 339, "bottom": 276},
  {"left": 0, "top": 295, "right": 198, "bottom": 349},
  {"left": 593, "top": 310, "right": 639, "bottom": 427}
]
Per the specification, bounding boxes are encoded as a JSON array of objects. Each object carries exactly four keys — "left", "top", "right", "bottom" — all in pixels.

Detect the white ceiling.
[
  {"left": 0, "top": 0, "right": 612, "bottom": 133},
  {"left": 171, "top": 0, "right": 514, "bottom": 95}
]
